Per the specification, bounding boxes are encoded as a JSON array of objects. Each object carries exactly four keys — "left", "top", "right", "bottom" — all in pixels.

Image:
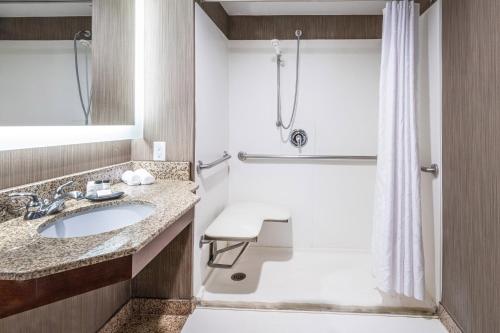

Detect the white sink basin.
[{"left": 38, "top": 203, "right": 155, "bottom": 238}]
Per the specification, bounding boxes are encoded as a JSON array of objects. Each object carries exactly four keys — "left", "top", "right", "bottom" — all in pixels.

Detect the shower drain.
[{"left": 231, "top": 272, "right": 246, "bottom": 281}]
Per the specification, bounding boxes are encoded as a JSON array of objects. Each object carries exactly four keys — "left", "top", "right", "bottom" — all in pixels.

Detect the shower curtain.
[{"left": 373, "top": 0, "right": 425, "bottom": 300}]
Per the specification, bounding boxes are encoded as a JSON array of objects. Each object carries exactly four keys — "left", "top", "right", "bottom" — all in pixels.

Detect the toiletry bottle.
[
  {"left": 86, "top": 181, "right": 96, "bottom": 196},
  {"left": 94, "top": 180, "right": 103, "bottom": 191},
  {"left": 102, "top": 180, "right": 111, "bottom": 190}
]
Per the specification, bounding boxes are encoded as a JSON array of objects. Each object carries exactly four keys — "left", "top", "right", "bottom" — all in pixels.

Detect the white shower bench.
[{"left": 200, "top": 202, "right": 291, "bottom": 269}]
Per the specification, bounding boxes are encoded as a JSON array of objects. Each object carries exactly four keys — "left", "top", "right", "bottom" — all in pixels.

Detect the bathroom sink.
[{"left": 38, "top": 203, "right": 155, "bottom": 238}]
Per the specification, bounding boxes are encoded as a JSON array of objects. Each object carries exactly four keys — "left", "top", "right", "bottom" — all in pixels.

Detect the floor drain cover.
[{"left": 231, "top": 272, "right": 246, "bottom": 281}]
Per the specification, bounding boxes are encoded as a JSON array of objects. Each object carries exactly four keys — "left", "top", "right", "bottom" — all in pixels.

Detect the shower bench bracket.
[{"left": 200, "top": 237, "right": 251, "bottom": 269}]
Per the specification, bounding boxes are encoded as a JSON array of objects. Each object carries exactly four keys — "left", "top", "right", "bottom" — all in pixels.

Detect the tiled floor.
[
  {"left": 199, "top": 247, "right": 436, "bottom": 311},
  {"left": 182, "top": 308, "right": 449, "bottom": 333}
]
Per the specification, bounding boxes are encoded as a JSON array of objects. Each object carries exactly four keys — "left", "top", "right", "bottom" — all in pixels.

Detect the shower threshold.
[
  {"left": 196, "top": 300, "right": 436, "bottom": 317},
  {"left": 198, "top": 247, "right": 436, "bottom": 316}
]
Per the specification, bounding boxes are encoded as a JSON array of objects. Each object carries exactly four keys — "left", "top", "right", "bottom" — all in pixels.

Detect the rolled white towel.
[
  {"left": 121, "top": 170, "right": 141, "bottom": 186},
  {"left": 134, "top": 168, "right": 155, "bottom": 185}
]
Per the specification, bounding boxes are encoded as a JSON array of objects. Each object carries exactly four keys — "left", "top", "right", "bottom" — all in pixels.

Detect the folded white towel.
[
  {"left": 134, "top": 168, "right": 155, "bottom": 185},
  {"left": 121, "top": 170, "right": 141, "bottom": 186}
]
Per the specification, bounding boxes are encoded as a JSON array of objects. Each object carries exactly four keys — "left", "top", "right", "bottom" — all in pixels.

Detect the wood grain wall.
[
  {"left": 0, "top": 140, "right": 131, "bottom": 190},
  {"left": 229, "top": 15, "right": 383, "bottom": 40},
  {"left": 419, "top": 0, "right": 434, "bottom": 14},
  {"left": 195, "top": 0, "right": 229, "bottom": 38},
  {"left": 91, "top": 0, "right": 135, "bottom": 125},
  {"left": 0, "top": 17, "right": 91, "bottom": 40},
  {"left": 198, "top": 0, "right": 434, "bottom": 40},
  {"left": 0, "top": 281, "right": 130, "bottom": 333},
  {"left": 131, "top": 0, "right": 195, "bottom": 165},
  {"left": 442, "top": 0, "right": 500, "bottom": 332},
  {"left": 132, "top": 211, "right": 194, "bottom": 299}
]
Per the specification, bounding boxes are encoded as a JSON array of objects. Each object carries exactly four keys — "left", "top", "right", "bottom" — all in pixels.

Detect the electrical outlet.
[{"left": 153, "top": 141, "right": 166, "bottom": 161}]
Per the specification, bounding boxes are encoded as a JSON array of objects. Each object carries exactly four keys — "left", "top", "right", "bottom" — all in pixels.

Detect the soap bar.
[{"left": 96, "top": 189, "right": 113, "bottom": 198}]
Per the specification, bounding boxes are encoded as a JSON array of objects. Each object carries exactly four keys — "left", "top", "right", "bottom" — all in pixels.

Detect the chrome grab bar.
[
  {"left": 420, "top": 164, "right": 439, "bottom": 176},
  {"left": 197, "top": 151, "right": 231, "bottom": 174},
  {"left": 238, "top": 152, "right": 439, "bottom": 177},
  {"left": 238, "top": 152, "right": 377, "bottom": 161}
]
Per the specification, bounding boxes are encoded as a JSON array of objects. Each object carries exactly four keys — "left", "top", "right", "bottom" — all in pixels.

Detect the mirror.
[{"left": 0, "top": 0, "right": 135, "bottom": 126}]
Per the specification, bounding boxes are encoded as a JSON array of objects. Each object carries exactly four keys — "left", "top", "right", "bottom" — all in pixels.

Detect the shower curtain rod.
[{"left": 238, "top": 152, "right": 439, "bottom": 176}]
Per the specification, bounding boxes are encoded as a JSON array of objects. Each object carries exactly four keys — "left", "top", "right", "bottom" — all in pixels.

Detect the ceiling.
[
  {"left": 0, "top": 2, "right": 92, "bottom": 17},
  {"left": 219, "top": 1, "right": 388, "bottom": 16}
]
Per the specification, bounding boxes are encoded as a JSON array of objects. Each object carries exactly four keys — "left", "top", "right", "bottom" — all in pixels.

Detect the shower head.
[
  {"left": 271, "top": 39, "right": 281, "bottom": 55},
  {"left": 295, "top": 30, "right": 303, "bottom": 38}
]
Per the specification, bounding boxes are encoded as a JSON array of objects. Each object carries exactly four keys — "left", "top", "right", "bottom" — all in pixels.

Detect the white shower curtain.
[{"left": 373, "top": 0, "right": 425, "bottom": 300}]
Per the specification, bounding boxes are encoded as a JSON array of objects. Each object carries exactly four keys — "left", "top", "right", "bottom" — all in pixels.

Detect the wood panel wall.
[
  {"left": 131, "top": 0, "right": 195, "bottom": 165},
  {"left": 0, "top": 140, "right": 131, "bottom": 190},
  {"left": 132, "top": 211, "right": 194, "bottom": 299},
  {"left": 419, "top": 0, "right": 434, "bottom": 14},
  {"left": 198, "top": 0, "right": 434, "bottom": 40},
  {"left": 442, "top": 0, "right": 500, "bottom": 332},
  {"left": 0, "top": 17, "right": 91, "bottom": 40},
  {"left": 195, "top": 0, "right": 229, "bottom": 38},
  {"left": 0, "top": 281, "right": 130, "bottom": 333},
  {"left": 91, "top": 0, "right": 135, "bottom": 125},
  {"left": 229, "top": 15, "right": 383, "bottom": 40}
]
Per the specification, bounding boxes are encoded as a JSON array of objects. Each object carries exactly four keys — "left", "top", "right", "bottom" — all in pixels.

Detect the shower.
[
  {"left": 274, "top": 29, "right": 302, "bottom": 131},
  {"left": 73, "top": 30, "right": 93, "bottom": 125}
]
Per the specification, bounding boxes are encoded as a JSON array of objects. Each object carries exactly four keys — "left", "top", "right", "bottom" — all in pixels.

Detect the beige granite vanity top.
[{"left": 0, "top": 180, "right": 199, "bottom": 281}]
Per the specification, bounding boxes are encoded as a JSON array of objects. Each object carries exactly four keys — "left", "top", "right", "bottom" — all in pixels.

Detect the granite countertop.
[{"left": 0, "top": 180, "right": 200, "bottom": 281}]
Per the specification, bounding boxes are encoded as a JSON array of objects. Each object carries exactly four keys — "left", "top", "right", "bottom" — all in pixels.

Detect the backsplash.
[
  {"left": 132, "top": 161, "right": 190, "bottom": 182},
  {"left": 0, "top": 161, "right": 191, "bottom": 223}
]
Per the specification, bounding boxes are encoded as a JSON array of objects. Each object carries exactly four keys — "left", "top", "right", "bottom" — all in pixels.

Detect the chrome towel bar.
[
  {"left": 238, "top": 152, "right": 439, "bottom": 177},
  {"left": 197, "top": 151, "right": 231, "bottom": 174}
]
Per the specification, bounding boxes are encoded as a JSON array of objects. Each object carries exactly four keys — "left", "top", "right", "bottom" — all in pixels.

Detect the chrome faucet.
[
  {"left": 8, "top": 192, "right": 46, "bottom": 220},
  {"left": 9, "top": 181, "right": 84, "bottom": 220},
  {"left": 53, "top": 181, "right": 84, "bottom": 201}
]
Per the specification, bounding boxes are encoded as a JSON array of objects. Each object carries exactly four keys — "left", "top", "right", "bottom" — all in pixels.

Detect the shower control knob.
[{"left": 290, "top": 129, "right": 308, "bottom": 148}]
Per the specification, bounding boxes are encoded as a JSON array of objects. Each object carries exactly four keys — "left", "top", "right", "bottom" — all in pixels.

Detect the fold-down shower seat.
[{"left": 200, "top": 202, "right": 291, "bottom": 268}]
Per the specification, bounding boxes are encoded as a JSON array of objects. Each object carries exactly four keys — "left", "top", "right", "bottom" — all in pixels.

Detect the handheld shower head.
[
  {"left": 295, "top": 30, "right": 302, "bottom": 38},
  {"left": 271, "top": 39, "right": 281, "bottom": 55},
  {"left": 78, "top": 39, "right": 92, "bottom": 48}
]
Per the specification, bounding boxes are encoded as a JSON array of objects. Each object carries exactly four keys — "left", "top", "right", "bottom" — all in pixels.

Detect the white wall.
[
  {"left": 194, "top": 4, "right": 230, "bottom": 295},
  {"left": 418, "top": 1, "right": 442, "bottom": 303},
  {"left": 228, "top": 40, "right": 381, "bottom": 250},
  {"left": 0, "top": 41, "right": 90, "bottom": 125}
]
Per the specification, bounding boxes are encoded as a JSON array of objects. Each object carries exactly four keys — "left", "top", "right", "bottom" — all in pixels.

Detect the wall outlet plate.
[{"left": 153, "top": 141, "right": 166, "bottom": 161}]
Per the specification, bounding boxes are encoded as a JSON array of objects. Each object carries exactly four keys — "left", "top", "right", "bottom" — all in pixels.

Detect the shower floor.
[{"left": 198, "top": 247, "right": 435, "bottom": 314}]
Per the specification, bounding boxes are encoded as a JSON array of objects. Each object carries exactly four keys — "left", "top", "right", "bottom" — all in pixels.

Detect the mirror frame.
[{"left": 0, "top": 0, "right": 144, "bottom": 151}]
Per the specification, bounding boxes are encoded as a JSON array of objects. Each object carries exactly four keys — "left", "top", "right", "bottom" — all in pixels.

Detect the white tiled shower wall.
[
  {"left": 227, "top": 40, "right": 381, "bottom": 250},
  {"left": 194, "top": 5, "right": 230, "bottom": 294}
]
